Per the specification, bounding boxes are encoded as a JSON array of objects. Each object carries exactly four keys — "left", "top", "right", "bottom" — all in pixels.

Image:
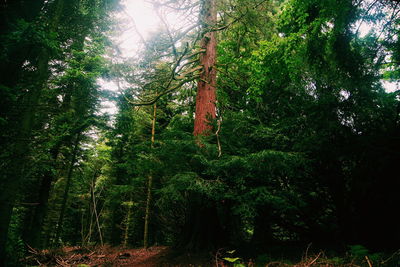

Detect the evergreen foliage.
[{"left": 0, "top": 0, "right": 399, "bottom": 265}]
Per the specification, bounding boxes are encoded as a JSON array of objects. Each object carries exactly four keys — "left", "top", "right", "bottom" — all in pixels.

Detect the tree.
[
  {"left": 193, "top": 0, "right": 217, "bottom": 136},
  {"left": 0, "top": 0, "right": 65, "bottom": 261},
  {"left": 0, "top": 0, "right": 119, "bottom": 263}
]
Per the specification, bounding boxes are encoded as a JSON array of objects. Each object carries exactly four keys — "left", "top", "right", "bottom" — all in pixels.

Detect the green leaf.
[{"left": 223, "top": 257, "right": 241, "bottom": 263}]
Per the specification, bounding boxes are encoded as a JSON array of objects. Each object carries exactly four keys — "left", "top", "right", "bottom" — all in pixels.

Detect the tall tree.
[
  {"left": 144, "top": 102, "right": 157, "bottom": 248},
  {"left": 0, "top": 0, "right": 65, "bottom": 262},
  {"left": 193, "top": 0, "right": 217, "bottom": 136},
  {"left": 1, "top": 0, "right": 119, "bottom": 263},
  {"left": 175, "top": 0, "right": 229, "bottom": 251}
]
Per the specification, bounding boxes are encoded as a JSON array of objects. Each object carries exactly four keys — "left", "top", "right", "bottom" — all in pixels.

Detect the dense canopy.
[{"left": 0, "top": 0, "right": 399, "bottom": 266}]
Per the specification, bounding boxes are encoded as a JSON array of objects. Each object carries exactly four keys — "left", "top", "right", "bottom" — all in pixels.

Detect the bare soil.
[{"left": 22, "top": 245, "right": 215, "bottom": 266}]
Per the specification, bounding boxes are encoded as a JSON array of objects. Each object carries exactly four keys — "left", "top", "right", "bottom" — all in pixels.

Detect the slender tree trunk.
[
  {"left": 22, "top": 81, "right": 76, "bottom": 248},
  {"left": 151, "top": 103, "right": 157, "bottom": 146},
  {"left": 193, "top": 0, "right": 217, "bottom": 136},
  {"left": 85, "top": 187, "right": 95, "bottom": 246},
  {"left": 91, "top": 179, "right": 103, "bottom": 246},
  {"left": 123, "top": 196, "right": 133, "bottom": 248},
  {"left": 144, "top": 103, "right": 157, "bottom": 248},
  {"left": 143, "top": 176, "right": 154, "bottom": 248},
  {"left": 32, "top": 29, "right": 90, "bottom": 248},
  {"left": 21, "top": 145, "right": 61, "bottom": 249},
  {"left": 54, "top": 133, "right": 80, "bottom": 245}
]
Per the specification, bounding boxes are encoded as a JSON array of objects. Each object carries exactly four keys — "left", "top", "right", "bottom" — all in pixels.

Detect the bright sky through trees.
[
  {"left": 118, "top": 0, "right": 159, "bottom": 56},
  {"left": 99, "top": 0, "right": 398, "bottom": 117},
  {"left": 99, "top": 0, "right": 191, "bottom": 116},
  {"left": 112, "top": 0, "right": 192, "bottom": 56},
  {"left": 99, "top": 0, "right": 158, "bottom": 115}
]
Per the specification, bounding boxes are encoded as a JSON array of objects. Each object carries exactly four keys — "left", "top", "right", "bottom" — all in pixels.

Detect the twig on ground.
[
  {"left": 307, "top": 252, "right": 322, "bottom": 266},
  {"left": 380, "top": 249, "right": 400, "bottom": 265},
  {"left": 304, "top": 242, "right": 312, "bottom": 261},
  {"left": 365, "top": 255, "right": 373, "bottom": 267}
]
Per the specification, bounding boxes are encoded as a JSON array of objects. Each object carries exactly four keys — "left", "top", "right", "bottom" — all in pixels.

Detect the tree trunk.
[
  {"left": 21, "top": 145, "right": 61, "bottom": 249},
  {"left": 175, "top": 0, "right": 224, "bottom": 252},
  {"left": 251, "top": 205, "right": 273, "bottom": 251},
  {"left": 54, "top": 133, "right": 80, "bottom": 245},
  {"left": 178, "top": 196, "right": 226, "bottom": 251},
  {"left": 193, "top": 0, "right": 217, "bottom": 136},
  {"left": 91, "top": 178, "right": 103, "bottom": 246},
  {"left": 123, "top": 197, "right": 133, "bottom": 248},
  {"left": 21, "top": 78, "right": 77, "bottom": 248},
  {"left": 144, "top": 103, "right": 157, "bottom": 248}
]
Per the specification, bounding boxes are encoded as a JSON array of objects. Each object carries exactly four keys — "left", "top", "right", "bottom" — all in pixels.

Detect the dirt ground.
[{"left": 22, "top": 245, "right": 216, "bottom": 266}]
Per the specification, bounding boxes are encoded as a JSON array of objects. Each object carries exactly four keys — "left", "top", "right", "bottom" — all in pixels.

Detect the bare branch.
[{"left": 128, "top": 76, "right": 199, "bottom": 106}]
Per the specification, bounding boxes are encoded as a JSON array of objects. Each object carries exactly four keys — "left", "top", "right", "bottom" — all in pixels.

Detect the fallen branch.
[
  {"left": 365, "top": 256, "right": 373, "bottom": 267},
  {"left": 307, "top": 252, "right": 322, "bottom": 266}
]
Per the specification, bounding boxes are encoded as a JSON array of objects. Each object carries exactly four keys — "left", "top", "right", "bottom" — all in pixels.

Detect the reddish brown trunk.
[
  {"left": 178, "top": 0, "right": 227, "bottom": 252},
  {"left": 193, "top": 0, "right": 217, "bottom": 136}
]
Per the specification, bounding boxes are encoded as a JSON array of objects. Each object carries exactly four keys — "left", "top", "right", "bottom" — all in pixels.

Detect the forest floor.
[
  {"left": 23, "top": 245, "right": 216, "bottom": 266},
  {"left": 21, "top": 244, "right": 400, "bottom": 266}
]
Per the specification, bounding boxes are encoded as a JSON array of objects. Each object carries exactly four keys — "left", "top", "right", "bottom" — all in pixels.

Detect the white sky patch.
[
  {"left": 117, "top": 0, "right": 161, "bottom": 57},
  {"left": 111, "top": 0, "right": 193, "bottom": 57},
  {"left": 99, "top": 0, "right": 161, "bottom": 116},
  {"left": 100, "top": 78, "right": 119, "bottom": 91},
  {"left": 382, "top": 80, "right": 399, "bottom": 93},
  {"left": 98, "top": 78, "right": 119, "bottom": 116},
  {"left": 99, "top": 0, "right": 196, "bottom": 117},
  {"left": 357, "top": 22, "right": 373, "bottom": 38}
]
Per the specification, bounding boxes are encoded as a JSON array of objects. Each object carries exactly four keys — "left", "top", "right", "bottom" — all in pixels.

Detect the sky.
[
  {"left": 116, "top": 0, "right": 160, "bottom": 56},
  {"left": 99, "top": 0, "right": 399, "bottom": 116},
  {"left": 111, "top": 0, "right": 192, "bottom": 57},
  {"left": 99, "top": 0, "right": 196, "bottom": 116},
  {"left": 99, "top": 0, "right": 159, "bottom": 115}
]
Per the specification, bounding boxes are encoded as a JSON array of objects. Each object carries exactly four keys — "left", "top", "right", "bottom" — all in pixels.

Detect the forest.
[{"left": 0, "top": 0, "right": 399, "bottom": 266}]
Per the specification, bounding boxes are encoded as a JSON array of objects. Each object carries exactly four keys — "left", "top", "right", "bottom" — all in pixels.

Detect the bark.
[
  {"left": 250, "top": 205, "right": 273, "bottom": 250},
  {"left": 193, "top": 0, "right": 217, "bottom": 136},
  {"left": 91, "top": 178, "right": 103, "bottom": 246},
  {"left": 54, "top": 133, "right": 80, "bottom": 245},
  {"left": 0, "top": 51, "right": 48, "bottom": 262},
  {"left": 175, "top": 0, "right": 224, "bottom": 252},
  {"left": 21, "top": 145, "right": 61, "bottom": 249},
  {"left": 178, "top": 196, "right": 226, "bottom": 251},
  {"left": 123, "top": 197, "right": 133, "bottom": 248},
  {"left": 21, "top": 79, "right": 76, "bottom": 248},
  {"left": 144, "top": 103, "right": 157, "bottom": 248},
  {"left": 0, "top": 196, "right": 14, "bottom": 264}
]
